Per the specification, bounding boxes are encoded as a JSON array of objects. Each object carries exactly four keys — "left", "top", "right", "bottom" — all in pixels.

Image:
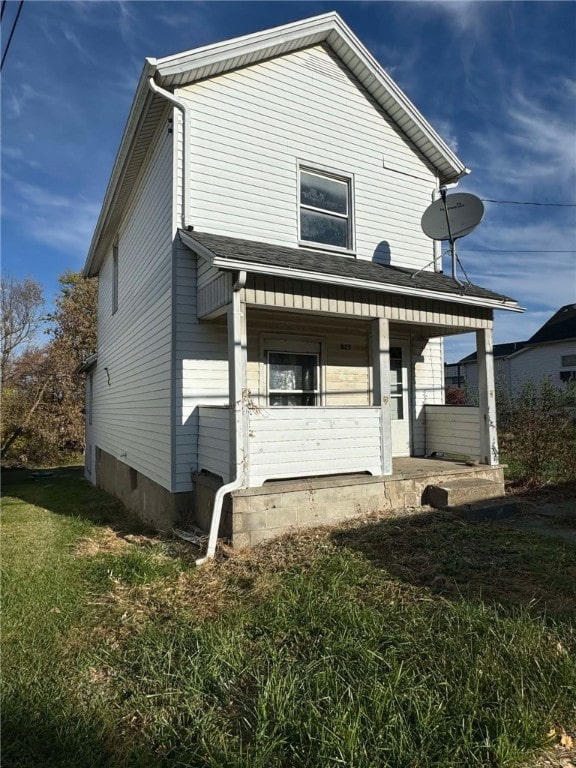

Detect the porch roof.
[{"left": 179, "top": 230, "right": 521, "bottom": 312}]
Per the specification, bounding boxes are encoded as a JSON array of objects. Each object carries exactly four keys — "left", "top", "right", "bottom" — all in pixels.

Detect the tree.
[
  {"left": 1, "top": 276, "right": 43, "bottom": 385},
  {"left": 1, "top": 272, "right": 97, "bottom": 464}
]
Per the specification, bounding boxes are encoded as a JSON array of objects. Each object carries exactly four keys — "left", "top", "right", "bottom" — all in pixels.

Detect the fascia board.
[
  {"left": 209, "top": 256, "right": 523, "bottom": 313},
  {"left": 83, "top": 58, "right": 158, "bottom": 278},
  {"left": 155, "top": 13, "right": 340, "bottom": 76}
]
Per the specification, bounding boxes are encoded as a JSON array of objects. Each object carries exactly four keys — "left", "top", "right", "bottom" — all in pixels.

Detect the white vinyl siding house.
[{"left": 82, "top": 13, "right": 521, "bottom": 535}]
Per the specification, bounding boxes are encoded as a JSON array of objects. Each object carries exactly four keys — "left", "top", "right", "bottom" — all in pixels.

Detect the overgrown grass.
[
  {"left": 2, "top": 468, "right": 575, "bottom": 767},
  {"left": 498, "top": 380, "right": 576, "bottom": 485}
]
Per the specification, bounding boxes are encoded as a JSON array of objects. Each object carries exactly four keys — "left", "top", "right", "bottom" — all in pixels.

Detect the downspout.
[
  {"left": 147, "top": 77, "right": 191, "bottom": 229},
  {"left": 196, "top": 271, "right": 248, "bottom": 565}
]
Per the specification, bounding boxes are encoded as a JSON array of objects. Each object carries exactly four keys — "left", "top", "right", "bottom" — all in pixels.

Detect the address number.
[{"left": 340, "top": 344, "right": 352, "bottom": 350}]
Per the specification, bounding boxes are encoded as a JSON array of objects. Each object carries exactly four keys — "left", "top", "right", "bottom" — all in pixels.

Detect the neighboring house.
[
  {"left": 448, "top": 304, "right": 576, "bottom": 396},
  {"left": 81, "top": 13, "right": 521, "bottom": 548}
]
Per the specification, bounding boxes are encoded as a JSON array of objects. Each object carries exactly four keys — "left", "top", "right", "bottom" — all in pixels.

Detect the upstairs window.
[
  {"left": 561, "top": 354, "right": 576, "bottom": 367},
  {"left": 299, "top": 168, "right": 353, "bottom": 251}
]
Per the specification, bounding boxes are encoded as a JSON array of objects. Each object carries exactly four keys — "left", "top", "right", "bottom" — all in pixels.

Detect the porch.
[
  {"left": 193, "top": 456, "right": 505, "bottom": 548},
  {"left": 197, "top": 403, "right": 485, "bottom": 486}
]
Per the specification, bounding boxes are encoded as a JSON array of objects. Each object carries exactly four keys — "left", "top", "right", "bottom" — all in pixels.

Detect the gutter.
[{"left": 147, "top": 77, "right": 191, "bottom": 230}]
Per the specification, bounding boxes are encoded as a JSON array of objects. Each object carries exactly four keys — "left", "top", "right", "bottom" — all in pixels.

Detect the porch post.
[
  {"left": 371, "top": 318, "right": 393, "bottom": 475},
  {"left": 476, "top": 327, "right": 499, "bottom": 465},
  {"left": 227, "top": 290, "right": 248, "bottom": 484}
]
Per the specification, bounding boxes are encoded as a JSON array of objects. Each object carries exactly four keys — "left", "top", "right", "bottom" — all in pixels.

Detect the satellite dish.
[{"left": 421, "top": 193, "right": 484, "bottom": 242}]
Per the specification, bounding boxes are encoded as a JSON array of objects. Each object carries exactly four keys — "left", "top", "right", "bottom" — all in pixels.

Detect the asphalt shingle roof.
[
  {"left": 527, "top": 304, "right": 576, "bottom": 344},
  {"left": 182, "top": 230, "right": 517, "bottom": 305}
]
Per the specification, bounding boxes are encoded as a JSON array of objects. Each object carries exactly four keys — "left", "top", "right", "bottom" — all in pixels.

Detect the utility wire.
[
  {"left": 1, "top": 0, "right": 7, "bottom": 22},
  {"left": 481, "top": 198, "right": 576, "bottom": 207},
  {"left": 1, "top": 0, "right": 24, "bottom": 72},
  {"left": 459, "top": 249, "right": 576, "bottom": 254}
]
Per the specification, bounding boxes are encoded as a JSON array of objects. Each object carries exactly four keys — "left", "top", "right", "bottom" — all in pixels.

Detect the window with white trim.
[
  {"left": 299, "top": 168, "right": 353, "bottom": 250},
  {"left": 267, "top": 351, "right": 319, "bottom": 406}
]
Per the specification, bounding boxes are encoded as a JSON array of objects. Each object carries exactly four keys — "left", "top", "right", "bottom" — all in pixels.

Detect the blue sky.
[{"left": 2, "top": 0, "right": 575, "bottom": 360}]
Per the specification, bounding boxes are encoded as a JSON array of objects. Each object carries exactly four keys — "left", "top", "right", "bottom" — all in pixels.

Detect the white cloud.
[{"left": 9, "top": 182, "right": 100, "bottom": 257}]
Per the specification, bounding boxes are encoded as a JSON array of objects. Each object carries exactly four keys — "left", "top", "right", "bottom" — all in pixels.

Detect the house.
[
  {"left": 81, "top": 13, "right": 521, "bottom": 553},
  {"left": 447, "top": 304, "right": 576, "bottom": 396}
]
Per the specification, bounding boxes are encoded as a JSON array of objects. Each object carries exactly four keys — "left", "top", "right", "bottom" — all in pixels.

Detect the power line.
[
  {"left": 1, "top": 1, "right": 7, "bottom": 22},
  {"left": 481, "top": 198, "right": 576, "bottom": 208},
  {"left": 460, "top": 249, "right": 576, "bottom": 253},
  {"left": 1, "top": 0, "right": 24, "bottom": 72}
]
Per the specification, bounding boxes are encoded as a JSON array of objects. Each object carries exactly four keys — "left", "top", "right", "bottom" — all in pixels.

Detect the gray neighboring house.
[
  {"left": 446, "top": 304, "right": 576, "bottom": 396},
  {"left": 80, "top": 13, "right": 522, "bottom": 549}
]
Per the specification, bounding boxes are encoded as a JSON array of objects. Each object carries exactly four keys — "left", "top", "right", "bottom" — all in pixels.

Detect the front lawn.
[{"left": 1, "top": 468, "right": 575, "bottom": 767}]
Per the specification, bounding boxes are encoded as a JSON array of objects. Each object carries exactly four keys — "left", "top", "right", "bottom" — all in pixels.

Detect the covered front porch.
[{"left": 179, "top": 229, "right": 521, "bottom": 549}]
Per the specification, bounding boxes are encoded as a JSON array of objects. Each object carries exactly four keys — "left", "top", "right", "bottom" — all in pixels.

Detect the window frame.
[
  {"left": 267, "top": 350, "right": 320, "bottom": 407},
  {"left": 297, "top": 163, "right": 355, "bottom": 254},
  {"left": 259, "top": 335, "right": 326, "bottom": 408},
  {"left": 561, "top": 354, "right": 576, "bottom": 367}
]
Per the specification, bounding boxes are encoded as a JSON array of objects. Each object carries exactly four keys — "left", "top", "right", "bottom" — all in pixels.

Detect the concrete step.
[{"left": 426, "top": 478, "right": 504, "bottom": 509}]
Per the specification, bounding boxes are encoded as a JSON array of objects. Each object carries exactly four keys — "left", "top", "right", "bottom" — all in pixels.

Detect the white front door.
[{"left": 390, "top": 344, "right": 411, "bottom": 456}]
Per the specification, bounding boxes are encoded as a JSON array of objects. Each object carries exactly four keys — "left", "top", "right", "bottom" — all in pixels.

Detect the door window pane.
[{"left": 390, "top": 347, "right": 404, "bottom": 420}]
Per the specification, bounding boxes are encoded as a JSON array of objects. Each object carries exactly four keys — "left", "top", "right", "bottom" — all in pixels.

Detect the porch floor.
[{"left": 392, "top": 456, "right": 490, "bottom": 478}]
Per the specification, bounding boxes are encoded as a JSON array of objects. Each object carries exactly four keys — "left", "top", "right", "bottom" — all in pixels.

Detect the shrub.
[{"left": 497, "top": 379, "right": 576, "bottom": 485}]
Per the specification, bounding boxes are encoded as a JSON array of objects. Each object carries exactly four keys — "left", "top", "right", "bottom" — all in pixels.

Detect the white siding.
[
  {"left": 173, "top": 241, "right": 229, "bottom": 491},
  {"left": 179, "top": 45, "right": 437, "bottom": 270},
  {"left": 462, "top": 340, "right": 576, "bottom": 397},
  {"left": 198, "top": 406, "right": 231, "bottom": 482},
  {"left": 247, "top": 407, "right": 384, "bottom": 485},
  {"left": 91, "top": 129, "right": 174, "bottom": 490},
  {"left": 411, "top": 336, "right": 445, "bottom": 456},
  {"left": 425, "top": 405, "right": 481, "bottom": 460}
]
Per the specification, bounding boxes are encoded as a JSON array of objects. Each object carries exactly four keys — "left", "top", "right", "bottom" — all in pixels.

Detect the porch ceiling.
[{"left": 180, "top": 230, "right": 521, "bottom": 313}]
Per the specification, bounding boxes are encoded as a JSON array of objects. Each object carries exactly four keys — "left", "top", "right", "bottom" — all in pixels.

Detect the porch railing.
[
  {"left": 425, "top": 405, "right": 481, "bottom": 460},
  {"left": 197, "top": 406, "right": 384, "bottom": 486}
]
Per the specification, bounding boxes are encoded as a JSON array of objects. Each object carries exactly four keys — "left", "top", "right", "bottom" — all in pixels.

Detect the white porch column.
[
  {"left": 371, "top": 318, "right": 393, "bottom": 475},
  {"left": 227, "top": 290, "right": 248, "bottom": 484},
  {"left": 476, "top": 327, "right": 499, "bottom": 465}
]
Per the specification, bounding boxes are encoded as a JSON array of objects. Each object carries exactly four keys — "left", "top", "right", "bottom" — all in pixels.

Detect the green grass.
[{"left": 2, "top": 468, "right": 575, "bottom": 767}]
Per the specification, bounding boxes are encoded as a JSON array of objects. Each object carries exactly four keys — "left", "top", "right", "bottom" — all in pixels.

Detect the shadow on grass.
[
  {"left": 3, "top": 688, "right": 164, "bottom": 768},
  {"left": 330, "top": 508, "right": 576, "bottom": 624},
  {"left": 1, "top": 465, "right": 147, "bottom": 532}
]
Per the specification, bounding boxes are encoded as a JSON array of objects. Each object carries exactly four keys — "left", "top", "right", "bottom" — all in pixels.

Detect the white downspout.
[
  {"left": 147, "top": 77, "right": 191, "bottom": 229},
  {"left": 196, "top": 272, "right": 248, "bottom": 565}
]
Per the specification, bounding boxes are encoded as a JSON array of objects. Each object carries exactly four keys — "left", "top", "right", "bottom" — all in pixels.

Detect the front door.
[{"left": 390, "top": 344, "right": 410, "bottom": 456}]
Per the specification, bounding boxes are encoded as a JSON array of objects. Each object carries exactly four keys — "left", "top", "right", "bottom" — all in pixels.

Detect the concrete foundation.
[
  {"left": 95, "top": 447, "right": 192, "bottom": 531},
  {"left": 192, "top": 460, "right": 505, "bottom": 548}
]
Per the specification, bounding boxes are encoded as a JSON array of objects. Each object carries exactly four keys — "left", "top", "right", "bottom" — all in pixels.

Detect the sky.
[{"left": 2, "top": 0, "right": 575, "bottom": 361}]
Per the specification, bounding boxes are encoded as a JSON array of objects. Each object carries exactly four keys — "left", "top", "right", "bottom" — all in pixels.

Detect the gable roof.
[
  {"left": 526, "top": 304, "right": 576, "bottom": 345},
  {"left": 454, "top": 303, "right": 576, "bottom": 364},
  {"left": 179, "top": 230, "right": 521, "bottom": 313},
  {"left": 84, "top": 12, "right": 469, "bottom": 278},
  {"left": 457, "top": 341, "right": 528, "bottom": 364}
]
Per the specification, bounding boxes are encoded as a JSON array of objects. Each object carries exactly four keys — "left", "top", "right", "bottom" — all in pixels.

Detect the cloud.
[{"left": 9, "top": 182, "right": 100, "bottom": 257}]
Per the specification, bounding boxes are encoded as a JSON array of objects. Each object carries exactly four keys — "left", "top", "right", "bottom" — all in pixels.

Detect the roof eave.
[{"left": 83, "top": 58, "right": 159, "bottom": 278}]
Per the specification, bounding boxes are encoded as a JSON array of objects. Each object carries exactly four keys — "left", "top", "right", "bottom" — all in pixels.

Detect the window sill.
[{"left": 298, "top": 240, "right": 357, "bottom": 257}]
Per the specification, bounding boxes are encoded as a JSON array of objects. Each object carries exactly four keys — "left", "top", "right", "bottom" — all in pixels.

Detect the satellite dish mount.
[{"left": 420, "top": 191, "right": 485, "bottom": 287}]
